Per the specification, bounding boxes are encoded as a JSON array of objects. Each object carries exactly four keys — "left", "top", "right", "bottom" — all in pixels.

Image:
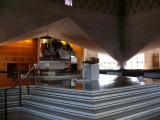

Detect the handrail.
[
  {"left": 20, "top": 64, "right": 36, "bottom": 94},
  {"left": 1, "top": 64, "right": 37, "bottom": 120},
  {"left": 2, "top": 75, "right": 20, "bottom": 120},
  {"left": 21, "top": 65, "right": 36, "bottom": 80}
]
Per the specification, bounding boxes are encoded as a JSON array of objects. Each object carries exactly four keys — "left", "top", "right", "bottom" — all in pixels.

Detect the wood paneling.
[
  {"left": 0, "top": 39, "right": 38, "bottom": 71},
  {"left": 0, "top": 77, "right": 35, "bottom": 87},
  {"left": 0, "top": 39, "right": 38, "bottom": 87},
  {"left": 0, "top": 40, "right": 37, "bottom": 56},
  {"left": 70, "top": 44, "right": 84, "bottom": 71},
  {"left": 152, "top": 53, "right": 159, "bottom": 68}
]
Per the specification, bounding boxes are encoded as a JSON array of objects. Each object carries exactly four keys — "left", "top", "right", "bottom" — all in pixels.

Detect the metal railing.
[
  {"left": 20, "top": 65, "right": 36, "bottom": 94},
  {"left": 3, "top": 81, "right": 18, "bottom": 120},
  {"left": 1, "top": 64, "right": 37, "bottom": 120}
]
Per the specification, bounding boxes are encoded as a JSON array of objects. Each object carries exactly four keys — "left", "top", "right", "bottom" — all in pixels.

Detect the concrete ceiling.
[
  {"left": 1, "top": 17, "right": 105, "bottom": 52},
  {"left": 140, "top": 36, "right": 160, "bottom": 53},
  {"left": 0, "top": 0, "right": 160, "bottom": 65}
]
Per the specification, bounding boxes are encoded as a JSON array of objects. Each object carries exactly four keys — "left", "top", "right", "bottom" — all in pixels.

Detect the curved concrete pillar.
[
  {"left": 117, "top": 61, "right": 126, "bottom": 70},
  {"left": 124, "top": 8, "right": 160, "bottom": 61}
]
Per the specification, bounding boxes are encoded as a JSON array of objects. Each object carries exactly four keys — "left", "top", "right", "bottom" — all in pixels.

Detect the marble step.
[
  {"left": 22, "top": 104, "right": 94, "bottom": 120},
  {"left": 92, "top": 87, "right": 160, "bottom": 103},
  {"left": 21, "top": 107, "right": 73, "bottom": 120},
  {"left": 24, "top": 94, "right": 160, "bottom": 113},
  {"left": 0, "top": 107, "right": 20, "bottom": 113},
  {"left": 0, "top": 92, "right": 28, "bottom": 100},
  {"left": 24, "top": 95, "right": 93, "bottom": 109},
  {"left": 0, "top": 90, "right": 28, "bottom": 102},
  {"left": 36, "top": 74, "right": 81, "bottom": 81},
  {"left": 24, "top": 99, "right": 93, "bottom": 113},
  {"left": 25, "top": 91, "right": 160, "bottom": 112},
  {"left": 116, "top": 107, "right": 160, "bottom": 120},
  {"left": 0, "top": 103, "right": 20, "bottom": 113},
  {"left": 0, "top": 89, "right": 28, "bottom": 93},
  {"left": 96, "top": 99, "right": 160, "bottom": 119},
  {"left": 92, "top": 84, "right": 160, "bottom": 96},
  {"left": 0, "top": 95, "right": 28, "bottom": 113},
  {"left": 30, "top": 87, "right": 160, "bottom": 104},
  {"left": 22, "top": 98, "right": 160, "bottom": 120},
  {"left": 93, "top": 92, "right": 160, "bottom": 109},
  {"left": 34, "top": 84, "right": 160, "bottom": 97}
]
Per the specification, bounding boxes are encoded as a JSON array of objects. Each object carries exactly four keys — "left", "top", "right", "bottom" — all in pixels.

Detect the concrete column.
[{"left": 118, "top": 61, "right": 126, "bottom": 69}]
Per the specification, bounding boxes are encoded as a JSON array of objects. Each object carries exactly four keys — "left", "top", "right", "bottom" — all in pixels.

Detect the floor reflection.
[
  {"left": 75, "top": 74, "right": 143, "bottom": 91},
  {"left": 1, "top": 72, "right": 160, "bottom": 91},
  {"left": 0, "top": 73, "right": 34, "bottom": 88},
  {"left": 98, "top": 74, "right": 141, "bottom": 89}
]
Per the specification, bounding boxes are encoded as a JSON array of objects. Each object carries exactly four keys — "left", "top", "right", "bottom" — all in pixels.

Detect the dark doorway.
[{"left": 7, "top": 63, "right": 17, "bottom": 77}]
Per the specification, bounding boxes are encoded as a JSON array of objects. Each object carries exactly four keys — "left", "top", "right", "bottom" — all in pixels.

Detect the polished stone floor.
[
  {"left": 36, "top": 74, "right": 160, "bottom": 91},
  {"left": 0, "top": 73, "right": 160, "bottom": 91},
  {"left": 0, "top": 111, "right": 160, "bottom": 120},
  {"left": 39, "top": 74, "right": 146, "bottom": 91},
  {"left": 0, "top": 111, "right": 46, "bottom": 120}
]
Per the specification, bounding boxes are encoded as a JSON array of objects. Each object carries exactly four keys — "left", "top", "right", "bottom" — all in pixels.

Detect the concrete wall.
[
  {"left": 145, "top": 52, "right": 153, "bottom": 69},
  {"left": 84, "top": 49, "right": 98, "bottom": 61},
  {"left": 1, "top": 0, "right": 160, "bottom": 65},
  {"left": 0, "top": 39, "right": 38, "bottom": 71},
  {"left": 124, "top": 8, "right": 160, "bottom": 61},
  {"left": 0, "top": 0, "right": 121, "bottom": 62}
]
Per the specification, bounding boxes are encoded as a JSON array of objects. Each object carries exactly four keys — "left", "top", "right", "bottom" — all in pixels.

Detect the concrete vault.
[{"left": 0, "top": 0, "right": 160, "bottom": 65}]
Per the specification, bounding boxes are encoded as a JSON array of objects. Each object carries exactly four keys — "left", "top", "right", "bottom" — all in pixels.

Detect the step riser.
[
  {"left": 34, "top": 85, "right": 160, "bottom": 96},
  {"left": 30, "top": 88, "right": 160, "bottom": 103},
  {"left": 97, "top": 102, "right": 160, "bottom": 119},
  {"left": 25, "top": 85, "right": 160, "bottom": 120},
  {"left": 117, "top": 107, "right": 160, "bottom": 120},
  {"left": 23, "top": 104, "right": 94, "bottom": 119},
  {"left": 0, "top": 107, "right": 20, "bottom": 113},
  {"left": 23, "top": 99, "right": 160, "bottom": 120},
  {"left": 24, "top": 93, "right": 160, "bottom": 112},
  {"left": 21, "top": 108, "right": 73, "bottom": 120},
  {"left": 0, "top": 85, "right": 160, "bottom": 120}
]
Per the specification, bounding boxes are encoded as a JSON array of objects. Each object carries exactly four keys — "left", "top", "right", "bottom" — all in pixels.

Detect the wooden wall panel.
[
  {"left": 0, "top": 39, "right": 38, "bottom": 71},
  {"left": 0, "top": 40, "right": 37, "bottom": 56},
  {"left": 70, "top": 44, "right": 84, "bottom": 71},
  {"left": 0, "top": 39, "right": 38, "bottom": 87},
  {"left": 0, "top": 77, "right": 35, "bottom": 87},
  {"left": 152, "top": 53, "right": 159, "bottom": 68}
]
